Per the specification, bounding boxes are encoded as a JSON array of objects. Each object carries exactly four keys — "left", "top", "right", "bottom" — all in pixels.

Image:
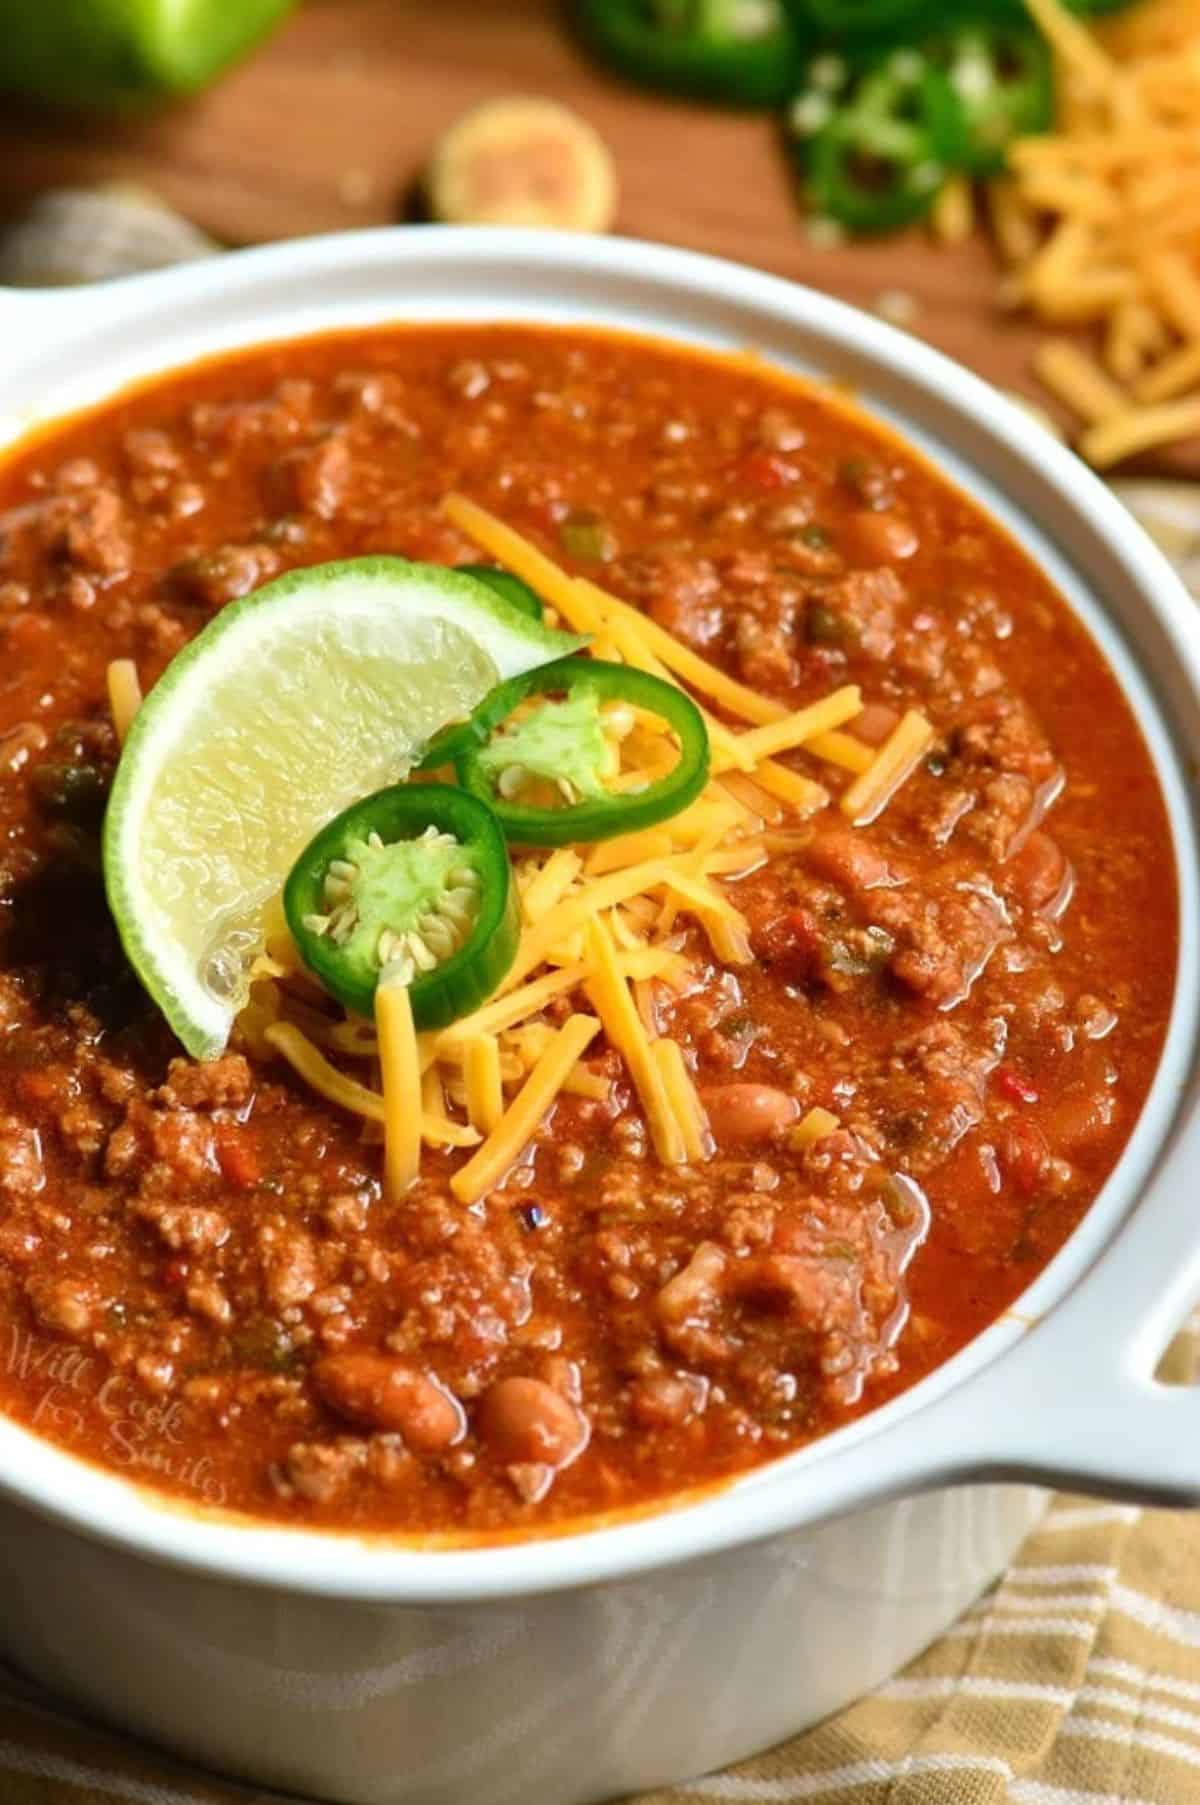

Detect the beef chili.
[{"left": 0, "top": 324, "right": 1175, "bottom": 1535}]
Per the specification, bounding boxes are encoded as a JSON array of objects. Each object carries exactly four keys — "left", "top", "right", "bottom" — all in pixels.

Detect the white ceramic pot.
[{"left": 1, "top": 229, "right": 1198, "bottom": 1805}]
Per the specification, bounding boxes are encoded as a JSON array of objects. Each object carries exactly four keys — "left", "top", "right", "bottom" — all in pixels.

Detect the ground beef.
[
  {"left": 41, "top": 487, "right": 131, "bottom": 581},
  {"left": 805, "top": 565, "right": 903, "bottom": 661},
  {"left": 171, "top": 543, "right": 280, "bottom": 610},
  {"left": 157, "top": 1055, "right": 253, "bottom": 1112}
]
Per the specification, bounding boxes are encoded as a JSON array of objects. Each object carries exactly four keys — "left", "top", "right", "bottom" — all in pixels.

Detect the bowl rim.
[{"left": 0, "top": 224, "right": 1197, "bottom": 1602}]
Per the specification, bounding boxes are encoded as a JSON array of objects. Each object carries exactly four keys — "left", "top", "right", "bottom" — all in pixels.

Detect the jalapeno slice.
[
  {"left": 284, "top": 784, "right": 517, "bottom": 1025},
  {"left": 458, "top": 565, "right": 544, "bottom": 622},
  {"left": 454, "top": 657, "right": 710, "bottom": 846},
  {"left": 577, "top": 0, "right": 802, "bottom": 109},
  {"left": 785, "top": 0, "right": 926, "bottom": 36},
  {"left": 928, "top": 20, "right": 1052, "bottom": 174},
  {"left": 413, "top": 567, "right": 546, "bottom": 774},
  {"left": 791, "top": 48, "right": 960, "bottom": 231}
]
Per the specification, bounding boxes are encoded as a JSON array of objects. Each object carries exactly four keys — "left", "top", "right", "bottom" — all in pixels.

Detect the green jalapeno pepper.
[
  {"left": 785, "top": 0, "right": 926, "bottom": 36},
  {"left": 926, "top": 19, "right": 1052, "bottom": 174},
  {"left": 412, "top": 568, "right": 546, "bottom": 772},
  {"left": 284, "top": 783, "right": 517, "bottom": 1025},
  {"left": 458, "top": 565, "right": 544, "bottom": 622},
  {"left": 577, "top": 0, "right": 802, "bottom": 109},
  {"left": 791, "top": 47, "right": 961, "bottom": 231},
  {"left": 454, "top": 657, "right": 710, "bottom": 846}
]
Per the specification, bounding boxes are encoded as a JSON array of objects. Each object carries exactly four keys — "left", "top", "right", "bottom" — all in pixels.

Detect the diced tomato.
[
  {"left": 161, "top": 1257, "right": 190, "bottom": 1291},
  {"left": 215, "top": 1129, "right": 261, "bottom": 1190},
  {"left": 735, "top": 451, "right": 797, "bottom": 493},
  {"left": 995, "top": 1066, "right": 1040, "bottom": 1106},
  {"left": 755, "top": 908, "right": 822, "bottom": 983}
]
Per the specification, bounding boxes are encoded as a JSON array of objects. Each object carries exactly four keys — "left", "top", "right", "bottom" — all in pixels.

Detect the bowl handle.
[{"left": 923, "top": 1113, "right": 1200, "bottom": 1506}]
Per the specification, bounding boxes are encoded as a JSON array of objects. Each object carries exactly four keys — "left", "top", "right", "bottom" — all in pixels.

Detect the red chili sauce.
[{"left": 0, "top": 326, "right": 1175, "bottom": 1535}]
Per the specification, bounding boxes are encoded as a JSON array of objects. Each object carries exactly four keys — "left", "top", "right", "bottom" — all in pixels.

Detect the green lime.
[
  {"left": 0, "top": 0, "right": 296, "bottom": 108},
  {"left": 103, "top": 559, "right": 582, "bottom": 1060}
]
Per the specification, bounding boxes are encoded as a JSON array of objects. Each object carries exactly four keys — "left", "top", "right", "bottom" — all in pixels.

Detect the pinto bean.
[
  {"left": 629, "top": 1371, "right": 707, "bottom": 1429},
  {"left": 313, "top": 1354, "right": 465, "bottom": 1453},
  {"left": 657, "top": 1241, "right": 727, "bottom": 1327},
  {"left": 702, "top": 1084, "right": 800, "bottom": 1144},
  {"left": 1007, "top": 830, "right": 1071, "bottom": 914},
  {"left": 477, "top": 1377, "right": 589, "bottom": 1469},
  {"left": 1040, "top": 1085, "right": 1116, "bottom": 1154},
  {"left": 845, "top": 509, "right": 919, "bottom": 563},
  {"left": 852, "top": 702, "right": 900, "bottom": 747},
  {"left": 805, "top": 825, "right": 899, "bottom": 894}
]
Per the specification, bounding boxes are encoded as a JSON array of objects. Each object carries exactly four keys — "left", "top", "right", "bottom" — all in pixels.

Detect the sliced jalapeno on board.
[
  {"left": 928, "top": 19, "right": 1052, "bottom": 174},
  {"left": 455, "top": 657, "right": 711, "bottom": 846},
  {"left": 785, "top": 0, "right": 926, "bottom": 36},
  {"left": 791, "top": 47, "right": 961, "bottom": 232},
  {"left": 577, "top": 0, "right": 802, "bottom": 109},
  {"left": 284, "top": 784, "right": 517, "bottom": 1026}
]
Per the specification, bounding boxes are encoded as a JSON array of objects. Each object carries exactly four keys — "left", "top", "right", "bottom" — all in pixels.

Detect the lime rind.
[{"left": 103, "top": 558, "right": 581, "bottom": 1059}]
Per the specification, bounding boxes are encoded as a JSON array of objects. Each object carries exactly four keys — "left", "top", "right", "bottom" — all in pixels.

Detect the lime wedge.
[{"left": 103, "top": 558, "right": 582, "bottom": 1060}]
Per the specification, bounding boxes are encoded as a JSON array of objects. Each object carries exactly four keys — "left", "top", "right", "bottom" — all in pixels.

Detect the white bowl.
[{"left": 0, "top": 228, "right": 1198, "bottom": 1804}]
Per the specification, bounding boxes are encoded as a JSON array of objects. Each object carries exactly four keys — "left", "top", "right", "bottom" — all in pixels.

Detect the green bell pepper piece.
[{"left": 0, "top": 0, "right": 296, "bottom": 108}]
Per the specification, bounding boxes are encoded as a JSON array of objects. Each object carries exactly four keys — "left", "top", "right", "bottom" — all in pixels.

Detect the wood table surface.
[{"left": 0, "top": 0, "right": 1183, "bottom": 470}]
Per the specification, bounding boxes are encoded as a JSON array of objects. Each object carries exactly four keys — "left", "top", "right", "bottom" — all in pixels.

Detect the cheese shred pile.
[
  {"left": 218, "top": 499, "right": 934, "bottom": 1204},
  {"left": 984, "top": 0, "right": 1200, "bottom": 466}
]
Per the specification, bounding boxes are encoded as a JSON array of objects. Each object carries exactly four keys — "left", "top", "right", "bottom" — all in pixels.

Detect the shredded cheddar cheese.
[
  {"left": 931, "top": 171, "right": 975, "bottom": 246},
  {"left": 520, "top": 848, "right": 583, "bottom": 921},
  {"left": 987, "top": 0, "right": 1200, "bottom": 466},
  {"left": 1032, "top": 338, "right": 1127, "bottom": 425},
  {"left": 438, "top": 962, "right": 590, "bottom": 1049},
  {"left": 259, "top": 490, "right": 938, "bottom": 1201},
  {"left": 807, "top": 728, "right": 875, "bottom": 777},
  {"left": 653, "top": 1038, "right": 713, "bottom": 1164},
  {"left": 376, "top": 980, "right": 423, "bottom": 1198},
  {"left": 792, "top": 1106, "right": 841, "bottom": 1150},
  {"left": 463, "top": 1034, "right": 505, "bottom": 1135},
  {"left": 106, "top": 659, "right": 143, "bottom": 744},
  {"left": 451, "top": 1015, "right": 601, "bottom": 1204},
  {"left": 585, "top": 828, "right": 676, "bottom": 876},
  {"left": 841, "top": 710, "right": 935, "bottom": 826},
  {"left": 584, "top": 917, "right": 686, "bottom": 1165},
  {"left": 264, "top": 1015, "right": 478, "bottom": 1154},
  {"left": 717, "top": 686, "right": 862, "bottom": 771}
]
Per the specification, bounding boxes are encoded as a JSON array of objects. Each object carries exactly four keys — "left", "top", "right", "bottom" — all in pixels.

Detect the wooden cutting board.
[{"left": 0, "top": 0, "right": 1189, "bottom": 474}]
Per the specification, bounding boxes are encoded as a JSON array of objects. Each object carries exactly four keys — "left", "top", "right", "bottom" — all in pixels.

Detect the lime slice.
[{"left": 103, "top": 558, "right": 582, "bottom": 1060}]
